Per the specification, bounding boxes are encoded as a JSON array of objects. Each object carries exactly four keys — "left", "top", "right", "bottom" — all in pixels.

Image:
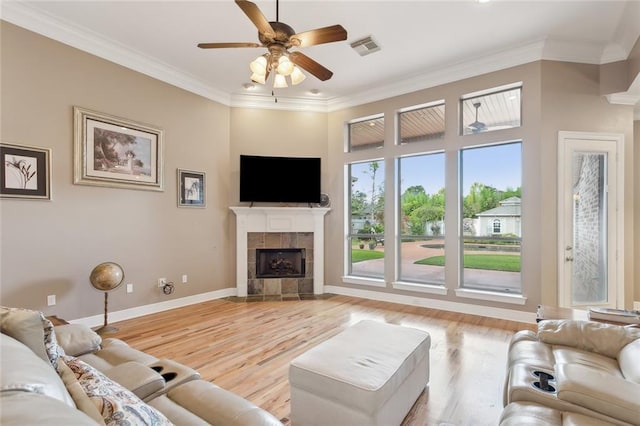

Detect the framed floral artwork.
[
  {"left": 177, "top": 169, "right": 206, "bottom": 208},
  {"left": 0, "top": 142, "right": 51, "bottom": 200}
]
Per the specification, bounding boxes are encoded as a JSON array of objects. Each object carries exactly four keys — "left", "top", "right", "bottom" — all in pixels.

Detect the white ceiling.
[{"left": 3, "top": 1, "right": 640, "bottom": 111}]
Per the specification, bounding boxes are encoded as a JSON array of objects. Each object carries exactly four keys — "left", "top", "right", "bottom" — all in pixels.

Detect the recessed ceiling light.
[{"left": 476, "top": 0, "right": 490, "bottom": 3}]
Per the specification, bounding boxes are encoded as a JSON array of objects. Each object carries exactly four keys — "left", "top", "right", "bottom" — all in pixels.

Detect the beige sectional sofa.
[
  {"left": 0, "top": 306, "right": 282, "bottom": 425},
  {"left": 501, "top": 319, "right": 640, "bottom": 426}
]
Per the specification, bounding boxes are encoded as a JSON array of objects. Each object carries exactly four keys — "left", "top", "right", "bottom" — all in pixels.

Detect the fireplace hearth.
[{"left": 256, "top": 248, "right": 306, "bottom": 278}]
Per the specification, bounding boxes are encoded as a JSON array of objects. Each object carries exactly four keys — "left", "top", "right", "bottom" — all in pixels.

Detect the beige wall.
[
  {"left": 540, "top": 61, "right": 636, "bottom": 306},
  {"left": 229, "top": 108, "right": 328, "bottom": 206},
  {"left": 327, "top": 63, "right": 547, "bottom": 313},
  {"left": 1, "top": 22, "right": 233, "bottom": 319},
  {"left": 326, "top": 60, "right": 637, "bottom": 312}
]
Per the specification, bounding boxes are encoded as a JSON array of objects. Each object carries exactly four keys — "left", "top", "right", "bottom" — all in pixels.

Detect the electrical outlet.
[
  {"left": 126, "top": 283, "right": 134, "bottom": 293},
  {"left": 182, "top": 274, "right": 188, "bottom": 284},
  {"left": 633, "top": 301, "right": 640, "bottom": 311},
  {"left": 157, "top": 278, "right": 166, "bottom": 288},
  {"left": 47, "top": 295, "right": 56, "bottom": 306}
]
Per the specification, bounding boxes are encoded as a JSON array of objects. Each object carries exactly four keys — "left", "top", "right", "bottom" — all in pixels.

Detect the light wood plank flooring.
[{"left": 107, "top": 295, "right": 535, "bottom": 425}]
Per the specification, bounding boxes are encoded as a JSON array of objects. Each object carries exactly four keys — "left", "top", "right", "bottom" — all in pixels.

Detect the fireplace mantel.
[{"left": 230, "top": 207, "right": 330, "bottom": 297}]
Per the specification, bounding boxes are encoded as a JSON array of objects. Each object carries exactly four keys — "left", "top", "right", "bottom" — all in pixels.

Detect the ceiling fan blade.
[
  {"left": 291, "top": 25, "right": 347, "bottom": 47},
  {"left": 289, "top": 51, "right": 333, "bottom": 81},
  {"left": 235, "top": 0, "right": 275, "bottom": 39},
  {"left": 198, "top": 42, "right": 261, "bottom": 49}
]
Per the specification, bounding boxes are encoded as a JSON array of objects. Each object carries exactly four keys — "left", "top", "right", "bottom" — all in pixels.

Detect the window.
[
  {"left": 461, "top": 86, "right": 521, "bottom": 135},
  {"left": 348, "top": 116, "right": 384, "bottom": 152},
  {"left": 398, "top": 153, "right": 445, "bottom": 285},
  {"left": 399, "top": 102, "right": 445, "bottom": 144},
  {"left": 348, "top": 160, "right": 385, "bottom": 278},
  {"left": 460, "top": 142, "right": 522, "bottom": 293}
]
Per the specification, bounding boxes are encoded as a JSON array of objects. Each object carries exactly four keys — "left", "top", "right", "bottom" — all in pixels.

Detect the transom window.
[
  {"left": 399, "top": 102, "right": 445, "bottom": 144},
  {"left": 348, "top": 116, "right": 384, "bottom": 152},
  {"left": 461, "top": 85, "right": 522, "bottom": 135}
]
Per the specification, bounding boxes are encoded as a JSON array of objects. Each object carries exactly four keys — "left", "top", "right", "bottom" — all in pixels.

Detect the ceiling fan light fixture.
[
  {"left": 274, "top": 73, "right": 288, "bottom": 88},
  {"left": 250, "top": 72, "right": 266, "bottom": 84},
  {"left": 290, "top": 66, "right": 306, "bottom": 85},
  {"left": 277, "top": 56, "right": 295, "bottom": 76},
  {"left": 249, "top": 55, "right": 268, "bottom": 75}
]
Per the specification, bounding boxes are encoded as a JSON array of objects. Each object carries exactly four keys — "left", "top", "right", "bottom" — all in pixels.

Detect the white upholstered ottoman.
[{"left": 289, "top": 320, "right": 431, "bottom": 426}]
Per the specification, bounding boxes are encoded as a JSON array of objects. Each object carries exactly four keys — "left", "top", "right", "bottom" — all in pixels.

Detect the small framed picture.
[
  {"left": 1, "top": 142, "right": 51, "bottom": 200},
  {"left": 177, "top": 169, "right": 206, "bottom": 208},
  {"left": 74, "top": 106, "right": 164, "bottom": 191}
]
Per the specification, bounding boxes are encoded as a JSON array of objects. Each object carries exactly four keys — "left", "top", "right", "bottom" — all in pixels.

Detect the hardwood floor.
[{"left": 107, "top": 295, "right": 535, "bottom": 425}]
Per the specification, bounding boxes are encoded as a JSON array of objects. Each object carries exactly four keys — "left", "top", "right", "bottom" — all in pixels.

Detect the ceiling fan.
[
  {"left": 468, "top": 102, "right": 487, "bottom": 133},
  {"left": 197, "top": 0, "right": 347, "bottom": 87}
]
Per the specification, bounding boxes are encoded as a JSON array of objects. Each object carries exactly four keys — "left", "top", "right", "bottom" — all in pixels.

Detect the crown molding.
[
  {"left": 1, "top": 1, "right": 231, "bottom": 105},
  {"left": 327, "top": 40, "right": 546, "bottom": 112},
  {"left": 2, "top": 1, "right": 636, "bottom": 113},
  {"left": 230, "top": 92, "right": 329, "bottom": 112}
]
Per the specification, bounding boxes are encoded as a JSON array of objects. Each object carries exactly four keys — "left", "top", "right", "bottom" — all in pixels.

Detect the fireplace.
[
  {"left": 256, "top": 248, "right": 306, "bottom": 278},
  {"left": 230, "top": 206, "right": 330, "bottom": 297}
]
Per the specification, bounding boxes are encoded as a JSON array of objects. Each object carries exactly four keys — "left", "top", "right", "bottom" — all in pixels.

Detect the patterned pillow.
[
  {"left": 0, "top": 306, "right": 65, "bottom": 368},
  {"left": 41, "top": 313, "right": 65, "bottom": 369},
  {"left": 63, "top": 356, "right": 173, "bottom": 426}
]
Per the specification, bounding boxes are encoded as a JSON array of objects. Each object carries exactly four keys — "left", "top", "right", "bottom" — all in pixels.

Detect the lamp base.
[{"left": 95, "top": 324, "right": 119, "bottom": 334}]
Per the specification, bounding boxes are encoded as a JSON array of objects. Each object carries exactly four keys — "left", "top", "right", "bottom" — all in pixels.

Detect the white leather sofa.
[
  {"left": 1, "top": 306, "right": 282, "bottom": 425},
  {"left": 503, "top": 319, "right": 640, "bottom": 425}
]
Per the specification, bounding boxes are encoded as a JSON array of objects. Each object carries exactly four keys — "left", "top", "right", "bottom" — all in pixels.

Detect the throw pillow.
[
  {"left": 63, "top": 355, "right": 173, "bottom": 426},
  {"left": 55, "top": 323, "right": 102, "bottom": 356},
  {"left": 0, "top": 306, "right": 49, "bottom": 362}
]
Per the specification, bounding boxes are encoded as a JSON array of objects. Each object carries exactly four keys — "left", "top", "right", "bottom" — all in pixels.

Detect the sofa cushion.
[
  {"left": 556, "top": 363, "right": 640, "bottom": 425},
  {"left": 0, "top": 391, "right": 98, "bottom": 425},
  {"left": 63, "top": 356, "right": 172, "bottom": 426},
  {"left": 0, "top": 333, "right": 75, "bottom": 408},
  {"left": 79, "top": 338, "right": 158, "bottom": 372},
  {"left": 0, "top": 306, "right": 50, "bottom": 363},
  {"left": 552, "top": 346, "right": 623, "bottom": 377},
  {"left": 618, "top": 338, "right": 640, "bottom": 384},
  {"left": 55, "top": 324, "right": 102, "bottom": 356},
  {"left": 148, "top": 380, "right": 283, "bottom": 426},
  {"left": 538, "top": 320, "right": 640, "bottom": 358}
]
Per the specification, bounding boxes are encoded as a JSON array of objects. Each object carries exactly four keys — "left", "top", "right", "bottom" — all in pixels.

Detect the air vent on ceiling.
[{"left": 350, "top": 36, "right": 380, "bottom": 57}]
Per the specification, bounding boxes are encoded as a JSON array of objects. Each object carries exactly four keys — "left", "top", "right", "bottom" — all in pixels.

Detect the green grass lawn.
[
  {"left": 351, "top": 249, "right": 385, "bottom": 263},
  {"left": 415, "top": 254, "right": 521, "bottom": 272}
]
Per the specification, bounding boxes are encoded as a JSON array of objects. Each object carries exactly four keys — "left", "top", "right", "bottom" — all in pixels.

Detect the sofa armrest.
[
  {"left": 103, "top": 361, "right": 165, "bottom": 400},
  {"left": 54, "top": 324, "right": 101, "bottom": 356},
  {"left": 556, "top": 363, "right": 640, "bottom": 425}
]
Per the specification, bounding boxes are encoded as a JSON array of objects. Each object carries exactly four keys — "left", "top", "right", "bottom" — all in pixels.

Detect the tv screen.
[{"left": 240, "top": 155, "right": 321, "bottom": 204}]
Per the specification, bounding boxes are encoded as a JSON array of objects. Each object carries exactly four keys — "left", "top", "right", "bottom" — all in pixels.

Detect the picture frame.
[
  {"left": 177, "top": 169, "right": 206, "bottom": 208},
  {"left": 74, "top": 106, "right": 164, "bottom": 191},
  {"left": 1, "top": 142, "right": 51, "bottom": 200}
]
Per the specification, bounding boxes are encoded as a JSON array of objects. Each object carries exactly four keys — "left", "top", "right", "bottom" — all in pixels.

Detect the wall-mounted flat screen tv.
[{"left": 240, "top": 155, "right": 321, "bottom": 204}]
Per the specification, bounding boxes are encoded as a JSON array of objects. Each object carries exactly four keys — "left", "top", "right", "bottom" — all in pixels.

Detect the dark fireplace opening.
[{"left": 256, "top": 248, "right": 306, "bottom": 278}]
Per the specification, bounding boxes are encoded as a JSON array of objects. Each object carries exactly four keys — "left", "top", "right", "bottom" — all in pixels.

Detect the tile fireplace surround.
[{"left": 230, "top": 207, "right": 330, "bottom": 298}]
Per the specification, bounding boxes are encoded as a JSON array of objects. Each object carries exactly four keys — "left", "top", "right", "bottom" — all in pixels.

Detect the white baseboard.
[
  {"left": 324, "top": 285, "right": 537, "bottom": 324},
  {"left": 70, "top": 287, "right": 237, "bottom": 327},
  {"left": 69, "top": 285, "right": 536, "bottom": 328}
]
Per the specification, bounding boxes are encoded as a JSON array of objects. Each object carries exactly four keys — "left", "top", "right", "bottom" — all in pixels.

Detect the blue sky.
[{"left": 352, "top": 142, "right": 521, "bottom": 199}]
